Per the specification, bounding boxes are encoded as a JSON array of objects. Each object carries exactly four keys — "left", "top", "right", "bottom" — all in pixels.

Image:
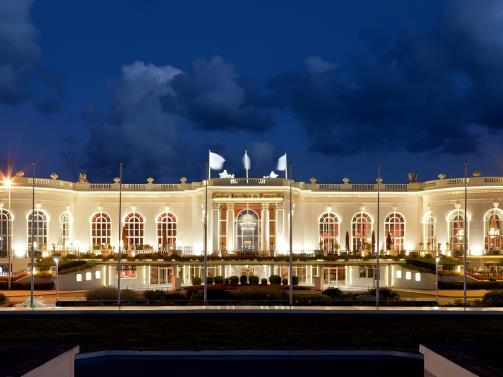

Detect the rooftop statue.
[
  {"left": 263, "top": 171, "right": 278, "bottom": 178},
  {"left": 408, "top": 172, "right": 418, "bottom": 183},
  {"left": 78, "top": 172, "right": 88, "bottom": 183},
  {"left": 219, "top": 170, "right": 235, "bottom": 178}
]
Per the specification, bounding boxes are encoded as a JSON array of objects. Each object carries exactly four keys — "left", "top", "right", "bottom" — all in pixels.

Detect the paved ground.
[{"left": 0, "top": 290, "right": 87, "bottom": 305}]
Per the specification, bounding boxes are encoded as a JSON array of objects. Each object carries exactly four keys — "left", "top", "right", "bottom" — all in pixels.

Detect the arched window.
[
  {"left": 384, "top": 212, "right": 405, "bottom": 252},
  {"left": 27, "top": 210, "right": 48, "bottom": 250},
  {"left": 157, "top": 212, "right": 177, "bottom": 251},
  {"left": 236, "top": 209, "right": 259, "bottom": 253},
  {"left": 484, "top": 208, "right": 503, "bottom": 253},
  {"left": 0, "top": 209, "right": 12, "bottom": 257},
  {"left": 448, "top": 209, "right": 467, "bottom": 253},
  {"left": 319, "top": 212, "right": 339, "bottom": 254},
  {"left": 423, "top": 212, "right": 436, "bottom": 251},
  {"left": 352, "top": 212, "right": 372, "bottom": 252},
  {"left": 123, "top": 212, "right": 144, "bottom": 250},
  {"left": 59, "top": 212, "right": 72, "bottom": 248},
  {"left": 91, "top": 212, "right": 111, "bottom": 248}
]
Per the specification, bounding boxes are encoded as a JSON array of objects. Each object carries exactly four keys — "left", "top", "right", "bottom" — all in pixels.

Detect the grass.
[{"left": 0, "top": 313, "right": 502, "bottom": 358}]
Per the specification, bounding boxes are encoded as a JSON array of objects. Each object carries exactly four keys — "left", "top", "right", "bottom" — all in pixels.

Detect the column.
[
  {"left": 211, "top": 203, "right": 219, "bottom": 255},
  {"left": 262, "top": 202, "right": 269, "bottom": 254},
  {"left": 226, "top": 204, "right": 234, "bottom": 252},
  {"left": 277, "top": 202, "right": 285, "bottom": 254}
]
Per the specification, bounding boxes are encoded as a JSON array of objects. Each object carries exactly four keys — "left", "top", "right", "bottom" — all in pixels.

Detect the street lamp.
[
  {"left": 435, "top": 255, "right": 441, "bottom": 304},
  {"left": 53, "top": 257, "right": 60, "bottom": 305},
  {"left": 4, "top": 178, "right": 12, "bottom": 290}
]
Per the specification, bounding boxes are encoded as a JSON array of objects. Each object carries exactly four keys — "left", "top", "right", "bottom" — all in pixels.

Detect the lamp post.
[
  {"left": 376, "top": 163, "right": 381, "bottom": 309},
  {"left": 435, "top": 255, "right": 440, "bottom": 304},
  {"left": 53, "top": 257, "right": 60, "bottom": 304},
  {"left": 4, "top": 178, "right": 12, "bottom": 290},
  {"left": 30, "top": 162, "right": 37, "bottom": 308}
]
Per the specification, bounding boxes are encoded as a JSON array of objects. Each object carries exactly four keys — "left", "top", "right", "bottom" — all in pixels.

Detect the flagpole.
[
  {"left": 376, "top": 162, "right": 381, "bottom": 310},
  {"left": 117, "top": 162, "right": 123, "bottom": 307},
  {"left": 285, "top": 154, "right": 288, "bottom": 180},
  {"left": 204, "top": 162, "right": 208, "bottom": 305},
  {"left": 289, "top": 161, "right": 293, "bottom": 307},
  {"left": 245, "top": 150, "right": 249, "bottom": 183},
  {"left": 463, "top": 161, "right": 468, "bottom": 309},
  {"left": 208, "top": 150, "right": 211, "bottom": 180},
  {"left": 30, "top": 161, "right": 37, "bottom": 308}
]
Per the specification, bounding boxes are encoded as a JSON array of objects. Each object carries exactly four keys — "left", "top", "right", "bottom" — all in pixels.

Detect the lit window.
[
  {"left": 384, "top": 212, "right": 406, "bottom": 253},
  {"left": 76, "top": 273, "right": 82, "bottom": 282},
  {"left": 156, "top": 212, "right": 177, "bottom": 252},
  {"left": 351, "top": 212, "right": 372, "bottom": 253},
  {"left": 27, "top": 210, "right": 48, "bottom": 251},
  {"left": 91, "top": 212, "right": 112, "bottom": 251},
  {"left": 484, "top": 208, "right": 503, "bottom": 253},
  {"left": 85, "top": 272, "right": 92, "bottom": 281},
  {"left": 448, "top": 209, "right": 467, "bottom": 254},
  {"left": 415, "top": 272, "right": 421, "bottom": 282},
  {"left": 423, "top": 212, "right": 436, "bottom": 251},
  {"left": 396, "top": 270, "right": 402, "bottom": 279},
  {"left": 0, "top": 209, "right": 12, "bottom": 258},
  {"left": 318, "top": 212, "right": 340, "bottom": 254},
  {"left": 405, "top": 271, "right": 412, "bottom": 280},
  {"left": 123, "top": 212, "right": 144, "bottom": 251},
  {"left": 95, "top": 270, "right": 101, "bottom": 279}
]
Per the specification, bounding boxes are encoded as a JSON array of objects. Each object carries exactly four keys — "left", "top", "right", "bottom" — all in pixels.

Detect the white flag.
[
  {"left": 277, "top": 153, "right": 287, "bottom": 171},
  {"left": 209, "top": 151, "right": 225, "bottom": 170},
  {"left": 242, "top": 150, "right": 251, "bottom": 171}
]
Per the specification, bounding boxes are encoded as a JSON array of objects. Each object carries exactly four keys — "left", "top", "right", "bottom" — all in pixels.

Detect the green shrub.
[
  {"left": 282, "top": 278, "right": 288, "bottom": 285},
  {"left": 192, "top": 276, "right": 202, "bottom": 285},
  {"left": 206, "top": 276, "right": 214, "bottom": 285},
  {"left": 292, "top": 276, "right": 299, "bottom": 286},
  {"left": 214, "top": 276, "right": 224, "bottom": 284},
  {"left": 35, "top": 271, "right": 52, "bottom": 278},
  {"left": 240, "top": 275, "right": 248, "bottom": 285},
  {"left": 229, "top": 276, "right": 239, "bottom": 285},
  {"left": 0, "top": 293, "right": 6, "bottom": 304},
  {"left": 143, "top": 290, "right": 187, "bottom": 304},
  {"left": 230, "top": 288, "right": 288, "bottom": 304},
  {"left": 269, "top": 275, "right": 281, "bottom": 285},
  {"left": 224, "top": 278, "right": 230, "bottom": 285},
  {"left": 293, "top": 293, "right": 333, "bottom": 305},
  {"left": 248, "top": 275, "right": 259, "bottom": 285},
  {"left": 482, "top": 290, "right": 503, "bottom": 306},
  {"left": 260, "top": 278, "right": 268, "bottom": 285},
  {"left": 59, "top": 260, "right": 90, "bottom": 273},
  {"left": 86, "top": 287, "right": 139, "bottom": 302},
  {"left": 322, "top": 287, "right": 344, "bottom": 299},
  {"left": 368, "top": 287, "right": 399, "bottom": 300}
]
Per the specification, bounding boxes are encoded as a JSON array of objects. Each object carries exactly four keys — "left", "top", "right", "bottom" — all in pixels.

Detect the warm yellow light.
[{"left": 3, "top": 178, "right": 12, "bottom": 187}]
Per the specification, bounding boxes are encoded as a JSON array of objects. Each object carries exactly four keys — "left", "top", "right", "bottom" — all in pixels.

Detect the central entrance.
[{"left": 236, "top": 209, "right": 259, "bottom": 252}]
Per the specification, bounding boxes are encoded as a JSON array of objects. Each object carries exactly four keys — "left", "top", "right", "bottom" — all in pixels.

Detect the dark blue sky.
[{"left": 2, "top": 0, "right": 503, "bottom": 183}]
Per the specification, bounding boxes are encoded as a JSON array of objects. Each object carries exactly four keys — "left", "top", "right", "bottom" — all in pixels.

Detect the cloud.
[
  {"left": 303, "top": 56, "right": 337, "bottom": 74},
  {"left": 161, "top": 55, "right": 276, "bottom": 132},
  {"left": 0, "top": 0, "right": 39, "bottom": 104},
  {"left": 85, "top": 61, "right": 187, "bottom": 181},
  {"left": 36, "top": 97, "right": 61, "bottom": 114},
  {"left": 268, "top": 1, "right": 503, "bottom": 156}
]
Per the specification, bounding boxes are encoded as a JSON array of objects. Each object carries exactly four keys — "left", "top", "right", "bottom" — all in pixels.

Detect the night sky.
[{"left": 1, "top": 0, "right": 503, "bottom": 184}]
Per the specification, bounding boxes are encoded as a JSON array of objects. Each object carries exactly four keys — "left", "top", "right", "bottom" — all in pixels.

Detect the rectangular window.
[
  {"left": 405, "top": 271, "right": 412, "bottom": 280},
  {"left": 95, "top": 270, "right": 101, "bottom": 279},
  {"left": 117, "top": 265, "right": 137, "bottom": 279},
  {"left": 415, "top": 272, "right": 421, "bottom": 282},
  {"left": 396, "top": 270, "right": 402, "bottom": 279},
  {"left": 85, "top": 272, "right": 92, "bottom": 281},
  {"left": 76, "top": 273, "right": 82, "bottom": 282}
]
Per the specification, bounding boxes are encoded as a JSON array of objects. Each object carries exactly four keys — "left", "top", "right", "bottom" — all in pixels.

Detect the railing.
[{"left": 8, "top": 175, "right": 503, "bottom": 193}]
